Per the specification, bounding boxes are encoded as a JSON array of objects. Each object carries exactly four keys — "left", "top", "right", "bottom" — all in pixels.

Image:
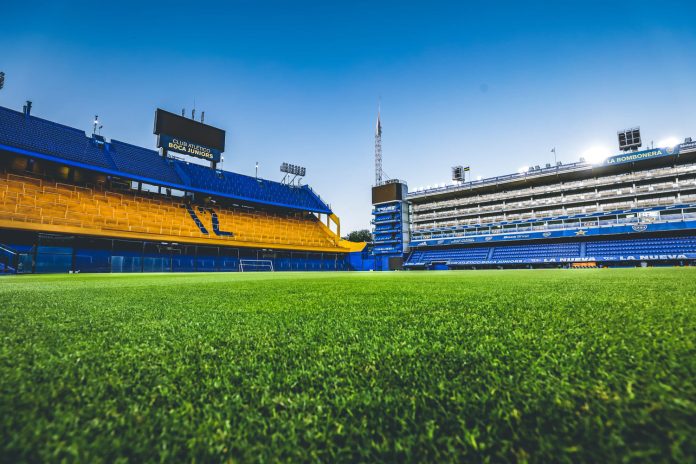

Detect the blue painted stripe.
[{"left": 0, "top": 143, "right": 332, "bottom": 214}]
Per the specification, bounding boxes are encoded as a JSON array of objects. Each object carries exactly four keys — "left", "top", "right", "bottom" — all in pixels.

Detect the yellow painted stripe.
[{"left": 0, "top": 219, "right": 351, "bottom": 253}]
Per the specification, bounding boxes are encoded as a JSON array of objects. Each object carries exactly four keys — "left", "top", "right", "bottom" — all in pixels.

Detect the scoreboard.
[
  {"left": 372, "top": 181, "right": 406, "bottom": 204},
  {"left": 154, "top": 109, "right": 225, "bottom": 162}
]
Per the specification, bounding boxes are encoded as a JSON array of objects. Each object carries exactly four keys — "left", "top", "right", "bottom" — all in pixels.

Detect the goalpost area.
[{"left": 239, "top": 259, "right": 274, "bottom": 272}]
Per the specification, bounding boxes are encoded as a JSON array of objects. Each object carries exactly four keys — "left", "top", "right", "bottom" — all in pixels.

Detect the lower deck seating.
[
  {"left": 586, "top": 236, "right": 696, "bottom": 256},
  {"left": 408, "top": 248, "right": 489, "bottom": 264},
  {"left": 492, "top": 242, "right": 580, "bottom": 260},
  {"left": 406, "top": 235, "right": 696, "bottom": 266},
  {"left": 0, "top": 171, "right": 341, "bottom": 251}
]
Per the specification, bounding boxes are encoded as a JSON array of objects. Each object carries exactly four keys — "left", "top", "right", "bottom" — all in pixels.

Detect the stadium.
[
  {"left": 1, "top": 96, "right": 694, "bottom": 464},
  {"left": 2, "top": 101, "right": 695, "bottom": 274},
  {"left": 0, "top": 103, "right": 365, "bottom": 274},
  {"left": 2, "top": 3, "right": 695, "bottom": 463}
]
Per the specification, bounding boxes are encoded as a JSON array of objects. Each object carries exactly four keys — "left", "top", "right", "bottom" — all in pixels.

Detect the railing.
[
  {"left": 408, "top": 161, "right": 588, "bottom": 198},
  {"left": 411, "top": 212, "right": 696, "bottom": 242}
]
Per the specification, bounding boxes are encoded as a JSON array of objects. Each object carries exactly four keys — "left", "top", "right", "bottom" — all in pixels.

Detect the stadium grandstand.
[
  {"left": 372, "top": 129, "right": 696, "bottom": 270},
  {"left": 0, "top": 103, "right": 364, "bottom": 274}
]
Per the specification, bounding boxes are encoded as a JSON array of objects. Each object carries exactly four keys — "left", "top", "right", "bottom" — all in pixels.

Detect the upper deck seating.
[
  {"left": 109, "top": 140, "right": 181, "bottom": 185},
  {"left": 0, "top": 107, "right": 113, "bottom": 169},
  {"left": 0, "top": 105, "right": 332, "bottom": 213},
  {"left": 175, "top": 161, "right": 328, "bottom": 211}
]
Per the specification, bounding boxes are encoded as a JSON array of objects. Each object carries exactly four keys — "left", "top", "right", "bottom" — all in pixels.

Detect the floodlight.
[
  {"left": 280, "top": 162, "right": 307, "bottom": 177},
  {"left": 618, "top": 127, "right": 642, "bottom": 152}
]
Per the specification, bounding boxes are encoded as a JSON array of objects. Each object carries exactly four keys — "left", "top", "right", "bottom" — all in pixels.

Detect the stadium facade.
[
  {"left": 0, "top": 103, "right": 364, "bottom": 274},
  {"left": 373, "top": 137, "right": 696, "bottom": 270}
]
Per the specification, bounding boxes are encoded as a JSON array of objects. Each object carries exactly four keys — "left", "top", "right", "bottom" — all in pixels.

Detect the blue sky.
[{"left": 2, "top": 1, "right": 695, "bottom": 232}]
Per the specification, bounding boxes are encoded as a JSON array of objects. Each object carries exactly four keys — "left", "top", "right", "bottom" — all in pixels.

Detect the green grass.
[{"left": 1, "top": 269, "right": 695, "bottom": 463}]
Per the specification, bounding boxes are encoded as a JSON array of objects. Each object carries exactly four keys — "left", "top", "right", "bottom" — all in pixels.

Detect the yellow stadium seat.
[{"left": 0, "top": 170, "right": 343, "bottom": 252}]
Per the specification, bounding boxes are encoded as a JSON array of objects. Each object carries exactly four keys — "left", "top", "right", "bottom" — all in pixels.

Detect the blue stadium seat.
[
  {"left": 586, "top": 236, "right": 696, "bottom": 255},
  {"left": 109, "top": 140, "right": 181, "bottom": 185},
  {"left": 405, "top": 236, "right": 696, "bottom": 266},
  {"left": 174, "top": 161, "right": 329, "bottom": 211},
  {"left": 0, "top": 106, "right": 113, "bottom": 169},
  {"left": 406, "top": 247, "right": 490, "bottom": 265},
  {"left": 492, "top": 243, "right": 580, "bottom": 260}
]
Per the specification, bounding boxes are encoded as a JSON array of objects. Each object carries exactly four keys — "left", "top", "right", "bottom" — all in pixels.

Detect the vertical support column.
[
  {"left": 71, "top": 237, "right": 77, "bottom": 274},
  {"left": 32, "top": 236, "right": 38, "bottom": 274}
]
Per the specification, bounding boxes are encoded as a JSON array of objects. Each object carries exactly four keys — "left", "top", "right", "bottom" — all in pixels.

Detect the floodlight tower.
[
  {"left": 375, "top": 105, "right": 383, "bottom": 186},
  {"left": 370, "top": 102, "right": 410, "bottom": 271}
]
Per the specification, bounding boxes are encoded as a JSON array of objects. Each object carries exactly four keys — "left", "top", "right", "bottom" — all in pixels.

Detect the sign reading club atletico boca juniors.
[
  {"left": 154, "top": 108, "right": 226, "bottom": 163},
  {"left": 158, "top": 134, "right": 222, "bottom": 162}
]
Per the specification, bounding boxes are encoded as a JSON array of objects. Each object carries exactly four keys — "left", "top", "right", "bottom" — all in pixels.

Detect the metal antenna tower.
[{"left": 375, "top": 103, "right": 382, "bottom": 186}]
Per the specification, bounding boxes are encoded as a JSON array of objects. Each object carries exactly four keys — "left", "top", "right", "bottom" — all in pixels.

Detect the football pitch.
[{"left": 1, "top": 269, "right": 694, "bottom": 462}]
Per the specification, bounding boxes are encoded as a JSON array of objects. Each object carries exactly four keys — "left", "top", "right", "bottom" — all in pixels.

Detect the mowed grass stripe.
[{"left": 1, "top": 269, "right": 695, "bottom": 462}]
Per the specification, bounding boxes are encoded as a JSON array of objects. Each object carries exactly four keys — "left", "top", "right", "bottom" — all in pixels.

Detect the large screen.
[
  {"left": 154, "top": 109, "right": 226, "bottom": 152},
  {"left": 372, "top": 182, "right": 404, "bottom": 204}
]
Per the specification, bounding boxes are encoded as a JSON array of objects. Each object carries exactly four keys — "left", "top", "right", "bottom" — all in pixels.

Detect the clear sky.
[{"left": 2, "top": 0, "right": 695, "bottom": 232}]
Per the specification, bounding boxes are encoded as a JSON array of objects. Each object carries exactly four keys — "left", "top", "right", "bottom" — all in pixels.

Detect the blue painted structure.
[
  {"left": 372, "top": 199, "right": 408, "bottom": 270},
  {"left": 347, "top": 247, "right": 375, "bottom": 271}
]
